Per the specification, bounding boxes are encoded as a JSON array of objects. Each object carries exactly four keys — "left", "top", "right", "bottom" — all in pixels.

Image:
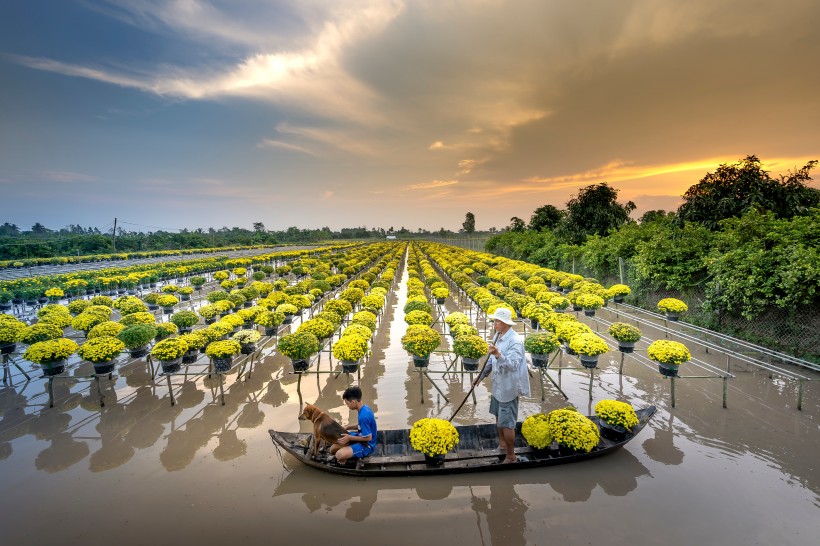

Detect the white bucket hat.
[{"left": 488, "top": 307, "right": 515, "bottom": 326}]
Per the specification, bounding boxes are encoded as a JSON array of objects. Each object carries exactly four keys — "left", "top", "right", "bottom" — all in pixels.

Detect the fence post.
[{"left": 618, "top": 257, "right": 625, "bottom": 284}]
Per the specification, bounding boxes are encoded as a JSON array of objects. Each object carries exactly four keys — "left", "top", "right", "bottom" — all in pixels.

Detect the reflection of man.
[
  {"left": 471, "top": 482, "right": 527, "bottom": 546},
  {"left": 473, "top": 307, "right": 529, "bottom": 463}
]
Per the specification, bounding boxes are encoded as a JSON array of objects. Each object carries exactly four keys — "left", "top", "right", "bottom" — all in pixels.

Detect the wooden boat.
[{"left": 269, "top": 405, "right": 656, "bottom": 476}]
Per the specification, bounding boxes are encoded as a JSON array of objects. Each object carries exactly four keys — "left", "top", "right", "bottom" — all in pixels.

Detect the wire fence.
[{"left": 486, "top": 247, "right": 820, "bottom": 362}]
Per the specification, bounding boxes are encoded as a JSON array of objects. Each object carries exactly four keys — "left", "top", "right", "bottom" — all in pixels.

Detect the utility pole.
[{"left": 112, "top": 217, "right": 117, "bottom": 251}]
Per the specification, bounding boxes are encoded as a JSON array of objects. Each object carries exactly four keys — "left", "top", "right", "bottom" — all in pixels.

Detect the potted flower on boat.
[
  {"left": 206, "top": 339, "right": 242, "bottom": 372},
  {"left": 521, "top": 413, "right": 553, "bottom": 452},
  {"left": 331, "top": 334, "right": 368, "bottom": 372},
  {"left": 232, "top": 328, "right": 262, "bottom": 354},
  {"left": 409, "top": 417, "right": 460, "bottom": 466},
  {"left": 548, "top": 408, "right": 600, "bottom": 455},
  {"left": 647, "top": 340, "right": 691, "bottom": 377},
  {"left": 568, "top": 332, "right": 609, "bottom": 368},
  {"left": 608, "top": 284, "right": 631, "bottom": 303},
  {"left": 594, "top": 400, "right": 639, "bottom": 441},
  {"left": 170, "top": 310, "right": 199, "bottom": 333},
  {"left": 401, "top": 324, "right": 441, "bottom": 367},
  {"left": 452, "top": 334, "right": 488, "bottom": 371},
  {"left": 77, "top": 336, "right": 125, "bottom": 374},
  {"left": 608, "top": 322, "right": 642, "bottom": 353},
  {"left": 524, "top": 332, "right": 560, "bottom": 369},
  {"left": 657, "top": 298, "right": 688, "bottom": 321},
  {"left": 151, "top": 337, "right": 189, "bottom": 374},
  {"left": 23, "top": 338, "right": 79, "bottom": 376},
  {"left": 118, "top": 323, "right": 157, "bottom": 358},
  {"left": 277, "top": 331, "right": 319, "bottom": 372}
]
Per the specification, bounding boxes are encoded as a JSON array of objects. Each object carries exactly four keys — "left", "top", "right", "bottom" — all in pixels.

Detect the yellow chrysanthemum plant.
[
  {"left": 232, "top": 329, "right": 261, "bottom": 354},
  {"left": 608, "top": 284, "right": 631, "bottom": 302},
  {"left": 548, "top": 408, "right": 600, "bottom": 454},
  {"left": 0, "top": 316, "right": 26, "bottom": 351},
  {"left": 401, "top": 324, "right": 441, "bottom": 365},
  {"left": 450, "top": 323, "right": 478, "bottom": 339},
  {"left": 44, "top": 287, "right": 64, "bottom": 301},
  {"left": 568, "top": 332, "right": 609, "bottom": 368},
  {"left": 453, "top": 334, "right": 488, "bottom": 371},
  {"left": 409, "top": 417, "right": 459, "bottom": 464},
  {"left": 206, "top": 340, "right": 242, "bottom": 372},
  {"left": 647, "top": 340, "right": 691, "bottom": 377},
  {"left": 23, "top": 338, "right": 79, "bottom": 375},
  {"left": 657, "top": 298, "right": 688, "bottom": 321},
  {"left": 524, "top": 332, "right": 560, "bottom": 368},
  {"left": 332, "top": 335, "right": 368, "bottom": 371},
  {"left": 521, "top": 413, "right": 553, "bottom": 450},
  {"left": 277, "top": 331, "right": 320, "bottom": 372},
  {"left": 77, "top": 336, "right": 125, "bottom": 374},
  {"left": 608, "top": 322, "right": 641, "bottom": 353},
  {"left": 575, "top": 293, "right": 605, "bottom": 316},
  {"left": 594, "top": 400, "right": 639, "bottom": 440},
  {"left": 19, "top": 323, "right": 64, "bottom": 345}
]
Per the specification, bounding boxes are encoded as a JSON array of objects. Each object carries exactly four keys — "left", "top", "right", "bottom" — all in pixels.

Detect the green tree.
[
  {"left": 508, "top": 217, "right": 526, "bottom": 232},
  {"left": 558, "top": 183, "right": 636, "bottom": 244},
  {"left": 462, "top": 212, "right": 476, "bottom": 234},
  {"left": 677, "top": 155, "right": 819, "bottom": 229},
  {"left": 528, "top": 204, "right": 563, "bottom": 231}
]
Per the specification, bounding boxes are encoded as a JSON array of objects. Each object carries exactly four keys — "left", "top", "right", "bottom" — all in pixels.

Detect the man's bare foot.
[{"left": 502, "top": 457, "right": 517, "bottom": 464}]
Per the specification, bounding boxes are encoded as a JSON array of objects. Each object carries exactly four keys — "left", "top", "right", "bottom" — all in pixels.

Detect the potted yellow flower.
[
  {"left": 206, "top": 339, "right": 242, "bottom": 372},
  {"left": 331, "top": 334, "right": 368, "bottom": 372},
  {"left": 608, "top": 322, "right": 641, "bottom": 353},
  {"left": 401, "top": 325, "right": 441, "bottom": 367},
  {"left": 576, "top": 293, "right": 605, "bottom": 317},
  {"left": 452, "top": 334, "right": 488, "bottom": 371},
  {"left": 409, "top": 417, "right": 459, "bottom": 466},
  {"left": 657, "top": 298, "right": 688, "bottom": 321},
  {"left": 608, "top": 284, "right": 631, "bottom": 303},
  {"left": 594, "top": 400, "right": 639, "bottom": 441},
  {"left": 232, "top": 329, "right": 262, "bottom": 354},
  {"left": 0, "top": 316, "right": 26, "bottom": 354},
  {"left": 277, "top": 331, "right": 319, "bottom": 372},
  {"left": 77, "top": 336, "right": 125, "bottom": 374},
  {"left": 568, "top": 332, "right": 609, "bottom": 368},
  {"left": 647, "top": 340, "right": 691, "bottom": 377},
  {"left": 521, "top": 413, "right": 553, "bottom": 452},
  {"left": 151, "top": 337, "right": 189, "bottom": 373},
  {"left": 256, "top": 310, "right": 285, "bottom": 336},
  {"left": 23, "top": 338, "right": 79, "bottom": 376},
  {"left": 524, "top": 332, "right": 560, "bottom": 368},
  {"left": 548, "top": 408, "right": 600, "bottom": 455}
]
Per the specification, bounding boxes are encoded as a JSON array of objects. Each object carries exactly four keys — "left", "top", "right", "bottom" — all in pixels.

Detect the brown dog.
[{"left": 299, "top": 403, "right": 347, "bottom": 459}]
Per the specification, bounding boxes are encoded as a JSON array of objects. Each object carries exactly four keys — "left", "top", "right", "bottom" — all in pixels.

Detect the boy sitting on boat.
[{"left": 330, "top": 385, "right": 377, "bottom": 465}]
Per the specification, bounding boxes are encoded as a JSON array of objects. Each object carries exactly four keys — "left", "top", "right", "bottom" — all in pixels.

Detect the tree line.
[{"left": 482, "top": 155, "right": 820, "bottom": 325}]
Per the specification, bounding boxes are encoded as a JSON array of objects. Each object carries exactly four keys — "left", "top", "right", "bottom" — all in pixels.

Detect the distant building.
[{"left": 386, "top": 235, "right": 397, "bottom": 240}]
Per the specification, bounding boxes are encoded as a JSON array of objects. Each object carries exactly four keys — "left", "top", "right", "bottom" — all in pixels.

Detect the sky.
[{"left": 1, "top": 0, "right": 819, "bottom": 233}]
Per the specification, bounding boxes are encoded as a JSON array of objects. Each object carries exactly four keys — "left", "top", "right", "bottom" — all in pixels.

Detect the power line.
[{"left": 118, "top": 220, "right": 183, "bottom": 232}]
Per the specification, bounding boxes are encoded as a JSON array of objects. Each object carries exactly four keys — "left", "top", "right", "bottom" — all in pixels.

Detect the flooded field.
[{"left": 1, "top": 254, "right": 818, "bottom": 546}]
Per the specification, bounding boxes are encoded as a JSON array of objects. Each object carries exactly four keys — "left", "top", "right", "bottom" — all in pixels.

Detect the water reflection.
[
  {"left": 471, "top": 483, "right": 527, "bottom": 546},
  {"left": 642, "top": 414, "right": 685, "bottom": 466}
]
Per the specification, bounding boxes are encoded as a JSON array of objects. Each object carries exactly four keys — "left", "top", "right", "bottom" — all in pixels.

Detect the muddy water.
[{"left": 1, "top": 256, "right": 818, "bottom": 545}]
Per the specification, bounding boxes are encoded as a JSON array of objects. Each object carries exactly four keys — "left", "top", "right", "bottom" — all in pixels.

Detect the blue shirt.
[
  {"left": 357, "top": 404, "right": 377, "bottom": 451},
  {"left": 479, "top": 328, "right": 529, "bottom": 402}
]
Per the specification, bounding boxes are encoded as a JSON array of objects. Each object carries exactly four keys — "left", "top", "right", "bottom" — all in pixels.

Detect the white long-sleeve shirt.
[{"left": 479, "top": 328, "right": 530, "bottom": 402}]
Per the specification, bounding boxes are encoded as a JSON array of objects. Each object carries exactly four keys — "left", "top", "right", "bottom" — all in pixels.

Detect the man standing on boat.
[
  {"left": 331, "top": 385, "right": 377, "bottom": 465},
  {"left": 473, "top": 307, "right": 530, "bottom": 464}
]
